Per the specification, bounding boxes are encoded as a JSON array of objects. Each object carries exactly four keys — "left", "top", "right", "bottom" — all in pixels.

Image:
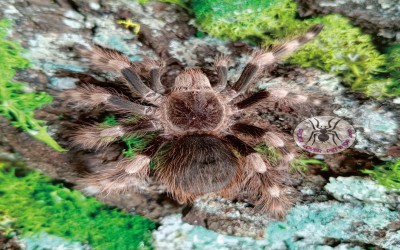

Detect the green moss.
[
  {"left": 288, "top": 15, "right": 385, "bottom": 95},
  {"left": 101, "top": 115, "right": 156, "bottom": 159},
  {"left": 0, "top": 19, "right": 64, "bottom": 151},
  {"left": 254, "top": 144, "right": 281, "bottom": 165},
  {"left": 362, "top": 160, "right": 400, "bottom": 191},
  {"left": 192, "top": 0, "right": 282, "bottom": 41},
  {"left": 381, "top": 44, "right": 400, "bottom": 97},
  {"left": 290, "top": 157, "right": 329, "bottom": 172},
  {"left": 0, "top": 162, "right": 156, "bottom": 249},
  {"left": 254, "top": 144, "right": 328, "bottom": 172},
  {"left": 191, "top": 0, "right": 394, "bottom": 97},
  {"left": 122, "top": 135, "right": 155, "bottom": 158}
]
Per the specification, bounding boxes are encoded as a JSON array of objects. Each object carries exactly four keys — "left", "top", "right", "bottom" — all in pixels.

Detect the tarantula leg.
[
  {"left": 232, "top": 62, "right": 259, "bottom": 93},
  {"left": 234, "top": 90, "right": 270, "bottom": 109},
  {"left": 71, "top": 120, "right": 162, "bottom": 150},
  {"left": 61, "top": 85, "right": 156, "bottom": 116},
  {"left": 213, "top": 55, "right": 230, "bottom": 92},
  {"left": 230, "top": 123, "right": 266, "bottom": 138},
  {"left": 233, "top": 87, "right": 309, "bottom": 114},
  {"left": 263, "top": 131, "right": 296, "bottom": 166},
  {"left": 141, "top": 58, "right": 166, "bottom": 94},
  {"left": 272, "top": 24, "right": 324, "bottom": 59},
  {"left": 224, "top": 134, "right": 256, "bottom": 156},
  {"left": 89, "top": 46, "right": 162, "bottom": 103},
  {"left": 245, "top": 170, "right": 294, "bottom": 218},
  {"left": 245, "top": 153, "right": 269, "bottom": 173},
  {"left": 232, "top": 24, "right": 323, "bottom": 94},
  {"left": 121, "top": 67, "right": 162, "bottom": 103},
  {"left": 70, "top": 124, "right": 120, "bottom": 150},
  {"left": 79, "top": 155, "right": 151, "bottom": 196},
  {"left": 140, "top": 136, "right": 166, "bottom": 157}
]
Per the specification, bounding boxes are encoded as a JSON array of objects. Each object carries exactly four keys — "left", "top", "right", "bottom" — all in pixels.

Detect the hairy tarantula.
[{"left": 62, "top": 24, "right": 323, "bottom": 218}]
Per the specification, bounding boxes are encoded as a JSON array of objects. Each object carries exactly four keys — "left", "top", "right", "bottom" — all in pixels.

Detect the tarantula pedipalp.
[{"left": 62, "top": 24, "right": 323, "bottom": 218}]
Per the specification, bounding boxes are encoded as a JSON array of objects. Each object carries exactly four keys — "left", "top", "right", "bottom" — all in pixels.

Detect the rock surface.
[
  {"left": 296, "top": 0, "right": 400, "bottom": 45},
  {"left": 154, "top": 177, "right": 400, "bottom": 249}
]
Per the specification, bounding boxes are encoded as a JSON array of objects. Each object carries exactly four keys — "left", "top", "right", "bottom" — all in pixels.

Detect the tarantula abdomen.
[{"left": 156, "top": 135, "right": 238, "bottom": 197}]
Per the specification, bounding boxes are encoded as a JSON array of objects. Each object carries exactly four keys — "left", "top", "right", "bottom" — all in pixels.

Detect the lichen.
[
  {"left": 154, "top": 198, "right": 400, "bottom": 249},
  {"left": 0, "top": 162, "right": 156, "bottom": 250},
  {"left": 21, "top": 232, "right": 87, "bottom": 250},
  {"left": 0, "top": 19, "right": 64, "bottom": 151},
  {"left": 324, "top": 176, "right": 391, "bottom": 203}
]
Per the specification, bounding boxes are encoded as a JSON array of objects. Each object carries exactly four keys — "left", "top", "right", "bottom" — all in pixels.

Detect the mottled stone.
[
  {"left": 21, "top": 232, "right": 88, "bottom": 250},
  {"left": 296, "top": 0, "right": 400, "bottom": 45},
  {"left": 154, "top": 199, "right": 400, "bottom": 249},
  {"left": 325, "top": 176, "right": 400, "bottom": 208}
]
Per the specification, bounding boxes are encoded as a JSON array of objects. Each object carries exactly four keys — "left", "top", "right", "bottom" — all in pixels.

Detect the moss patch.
[
  {"left": 0, "top": 19, "right": 64, "bottom": 151},
  {"left": 362, "top": 159, "right": 400, "bottom": 191},
  {"left": 382, "top": 44, "right": 400, "bottom": 97},
  {"left": 0, "top": 162, "right": 156, "bottom": 249}
]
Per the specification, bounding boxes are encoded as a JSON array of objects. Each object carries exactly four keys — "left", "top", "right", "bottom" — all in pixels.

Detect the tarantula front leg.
[
  {"left": 230, "top": 24, "right": 323, "bottom": 94},
  {"left": 61, "top": 85, "right": 156, "bottom": 116},
  {"left": 213, "top": 55, "right": 230, "bottom": 92},
  {"left": 90, "top": 45, "right": 163, "bottom": 104},
  {"left": 141, "top": 58, "right": 166, "bottom": 94}
]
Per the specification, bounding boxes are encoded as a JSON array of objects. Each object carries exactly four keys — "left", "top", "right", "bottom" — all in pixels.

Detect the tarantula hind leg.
[
  {"left": 213, "top": 55, "right": 230, "bottom": 92},
  {"left": 245, "top": 169, "right": 295, "bottom": 218},
  {"left": 220, "top": 134, "right": 293, "bottom": 218},
  {"left": 77, "top": 155, "right": 151, "bottom": 196},
  {"left": 78, "top": 136, "right": 165, "bottom": 196},
  {"left": 140, "top": 58, "right": 166, "bottom": 94}
]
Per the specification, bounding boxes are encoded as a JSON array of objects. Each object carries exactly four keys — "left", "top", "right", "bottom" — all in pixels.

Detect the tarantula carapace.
[{"left": 62, "top": 24, "right": 323, "bottom": 218}]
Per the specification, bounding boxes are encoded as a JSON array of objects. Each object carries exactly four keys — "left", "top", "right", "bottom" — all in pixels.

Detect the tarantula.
[{"left": 62, "top": 24, "right": 323, "bottom": 218}]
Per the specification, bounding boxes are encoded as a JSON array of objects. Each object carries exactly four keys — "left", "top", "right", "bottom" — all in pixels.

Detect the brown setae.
[{"left": 60, "top": 24, "right": 324, "bottom": 218}]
